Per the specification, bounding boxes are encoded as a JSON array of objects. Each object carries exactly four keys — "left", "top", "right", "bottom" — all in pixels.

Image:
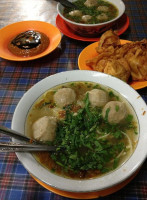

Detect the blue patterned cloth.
[{"left": 0, "top": 0, "right": 147, "bottom": 199}]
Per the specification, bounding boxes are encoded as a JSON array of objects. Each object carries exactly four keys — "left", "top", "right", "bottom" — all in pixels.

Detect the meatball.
[
  {"left": 102, "top": 101, "right": 127, "bottom": 124},
  {"left": 97, "top": 6, "right": 109, "bottom": 12},
  {"left": 84, "top": 0, "right": 98, "bottom": 7},
  {"left": 87, "top": 89, "right": 109, "bottom": 107},
  {"left": 69, "top": 10, "right": 82, "bottom": 17},
  {"left": 81, "top": 15, "right": 92, "bottom": 23},
  {"left": 97, "top": 13, "right": 108, "bottom": 21},
  {"left": 32, "top": 116, "right": 57, "bottom": 142},
  {"left": 54, "top": 88, "right": 76, "bottom": 108}
]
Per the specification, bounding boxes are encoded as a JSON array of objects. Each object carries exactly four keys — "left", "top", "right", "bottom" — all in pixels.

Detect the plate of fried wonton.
[{"left": 78, "top": 30, "right": 147, "bottom": 90}]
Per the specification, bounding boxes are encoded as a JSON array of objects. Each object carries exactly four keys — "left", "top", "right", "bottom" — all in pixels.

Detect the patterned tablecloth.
[{"left": 0, "top": 0, "right": 147, "bottom": 199}]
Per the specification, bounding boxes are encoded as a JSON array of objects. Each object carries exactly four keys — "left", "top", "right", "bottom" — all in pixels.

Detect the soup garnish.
[
  {"left": 63, "top": 0, "right": 118, "bottom": 24},
  {"left": 25, "top": 81, "right": 138, "bottom": 179}
]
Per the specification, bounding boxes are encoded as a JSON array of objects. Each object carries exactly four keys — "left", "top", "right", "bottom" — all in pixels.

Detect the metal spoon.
[
  {"left": 0, "top": 142, "right": 56, "bottom": 152},
  {"left": 0, "top": 125, "right": 36, "bottom": 143},
  {"left": 0, "top": 126, "right": 56, "bottom": 152},
  {"left": 54, "top": 0, "right": 77, "bottom": 9}
]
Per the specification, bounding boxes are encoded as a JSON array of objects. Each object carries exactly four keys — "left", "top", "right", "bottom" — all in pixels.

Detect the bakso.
[
  {"left": 69, "top": 10, "right": 82, "bottom": 17},
  {"left": 54, "top": 87, "right": 76, "bottom": 108},
  {"left": 84, "top": 0, "right": 98, "bottom": 7},
  {"left": 97, "top": 6, "right": 109, "bottom": 12},
  {"left": 87, "top": 89, "right": 109, "bottom": 107},
  {"left": 32, "top": 116, "right": 57, "bottom": 142},
  {"left": 97, "top": 13, "right": 108, "bottom": 21},
  {"left": 81, "top": 15, "right": 92, "bottom": 22},
  {"left": 102, "top": 101, "right": 127, "bottom": 124}
]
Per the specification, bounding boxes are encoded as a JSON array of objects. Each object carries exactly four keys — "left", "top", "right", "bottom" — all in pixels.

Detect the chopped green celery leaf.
[
  {"left": 109, "top": 91, "right": 119, "bottom": 100},
  {"left": 109, "top": 91, "right": 115, "bottom": 97},
  {"left": 51, "top": 95, "right": 133, "bottom": 173},
  {"left": 115, "top": 105, "right": 119, "bottom": 112},
  {"left": 56, "top": 161, "right": 65, "bottom": 167},
  {"left": 105, "top": 108, "right": 110, "bottom": 122},
  {"left": 94, "top": 141, "right": 103, "bottom": 151},
  {"left": 101, "top": 167, "right": 111, "bottom": 173},
  {"left": 51, "top": 168, "right": 55, "bottom": 173},
  {"left": 85, "top": 143, "right": 93, "bottom": 150},
  {"left": 125, "top": 114, "right": 133, "bottom": 123},
  {"left": 93, "top": 84, "right": 100, "bottom": 89},
  {"left": 69, "top": 153, "right": 77, "bottom": 160},
  {"left": 135, "top": 130, "right": 138, "bottom": 135},
  {"left": 70, "top": 82, "right": 75, "bottom": 86},
  {"left": 113, "top": 157, "right": 120, "bottom": 169},
  {"left": 113, "top": 131, "right": 123, "bottom": 139},
  {"left": 97, "top": 164, "right": 103, "bottom": 170},
  {"left": 56, "top": 147, "right": 61, "bottom": 151}
]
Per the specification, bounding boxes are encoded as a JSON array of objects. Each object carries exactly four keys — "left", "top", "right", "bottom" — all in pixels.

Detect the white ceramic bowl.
[
  {"left": 12, "top": 70, "right": 147, "bottom": 193},
  {"left": 57, "top": 0, "right": 125, "bottom": 37}
]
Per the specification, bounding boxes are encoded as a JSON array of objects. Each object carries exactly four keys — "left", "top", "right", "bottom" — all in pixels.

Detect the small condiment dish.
[{"left": 0, "top": 21, "right": 61, "bottom": 61}]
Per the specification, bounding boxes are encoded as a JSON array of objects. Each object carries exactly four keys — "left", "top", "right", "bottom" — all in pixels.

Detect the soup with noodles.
[
  {"left": 63, "top": 0, "right": 118, "bottom": 24},
  {"left": 25, "top": 81, "right": 139, "bottom": 179}
]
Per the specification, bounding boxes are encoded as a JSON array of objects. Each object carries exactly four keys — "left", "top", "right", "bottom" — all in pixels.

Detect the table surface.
[{"left": 0, "top": 0, "right": 147, "bottom": 199}]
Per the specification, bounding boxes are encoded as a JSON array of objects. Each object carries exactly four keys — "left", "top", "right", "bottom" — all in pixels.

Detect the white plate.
[{"left": 12, "top": 70, "right": 147, "bottom": 192}]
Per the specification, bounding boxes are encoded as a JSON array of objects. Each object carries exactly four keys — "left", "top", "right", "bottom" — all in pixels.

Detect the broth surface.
[{"left": 63, "top": 0, "right": 118, "bottom": 24}]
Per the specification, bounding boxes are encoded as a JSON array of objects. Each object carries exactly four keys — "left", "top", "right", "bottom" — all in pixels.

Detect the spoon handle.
[
  {"left": 0, "top": 142, "right": 56, "bottom": 152},
  {"left": 0, "top": 125, "right": 35, "bottom": 143},
  {"left": 54, "top": 0, "right": 77, "bottom": 9}
]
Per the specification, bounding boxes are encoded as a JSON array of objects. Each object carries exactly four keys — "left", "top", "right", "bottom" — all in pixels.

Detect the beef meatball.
[
  {"left": 87, "top": 89, "right": 109, "bottom": 107},
  {"left": 32, "top": 116, "right": 57, "bottom": 142},
  {"left": 102, "top": 101, "right": 127, "bottom": 124},
  {"left": 84, "top": 0, "right": 98, "bottom": 7},
  {"left": 54, "top": 88, "right": 76, "bottom": 108},
  {"left": 69, "top": 10, "right": 82, "bottom": 17},
  {"left": 97, "top": 6, "right": 109, "bottom": 12},
  {"left": 97, "top": 13, "right": 108, "bottom": 21},
  {"left": 81, "top": 15, "right": 92, "bottom": 23}
]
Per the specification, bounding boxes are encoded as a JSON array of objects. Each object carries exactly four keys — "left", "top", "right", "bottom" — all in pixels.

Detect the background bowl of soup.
[
  {"left": 57, "top": 0, "right": 125, "bottom": 37},
  {"left": 12, "top": 70, "right": 147, "bottom": 194}
]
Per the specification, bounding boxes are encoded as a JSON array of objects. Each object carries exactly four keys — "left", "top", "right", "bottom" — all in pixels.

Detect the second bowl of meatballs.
[{"left": 57, "top": 0, "right": 125, "bottom": 37}]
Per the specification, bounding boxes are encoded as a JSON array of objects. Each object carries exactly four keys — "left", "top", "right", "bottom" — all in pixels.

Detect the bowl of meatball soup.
[
  {"left": 12, "top": 70, "right": 147, "bottom": 193},
  {"left": 57, "top": 0, "right": 125, "bottom": 36}
]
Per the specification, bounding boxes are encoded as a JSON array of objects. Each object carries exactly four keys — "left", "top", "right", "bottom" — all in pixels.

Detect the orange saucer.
[
  {"left": 56, "top": 14, "right": 130, "bottom": 42},
  {"left": 32, "top": 169, "right": 139, "bottom": 199},
  {"left": 0, "top": 21, "right": 61, "bottom": 61},
  {"left": 78, "top": 40, "right": 147, "bottom": 90}
]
